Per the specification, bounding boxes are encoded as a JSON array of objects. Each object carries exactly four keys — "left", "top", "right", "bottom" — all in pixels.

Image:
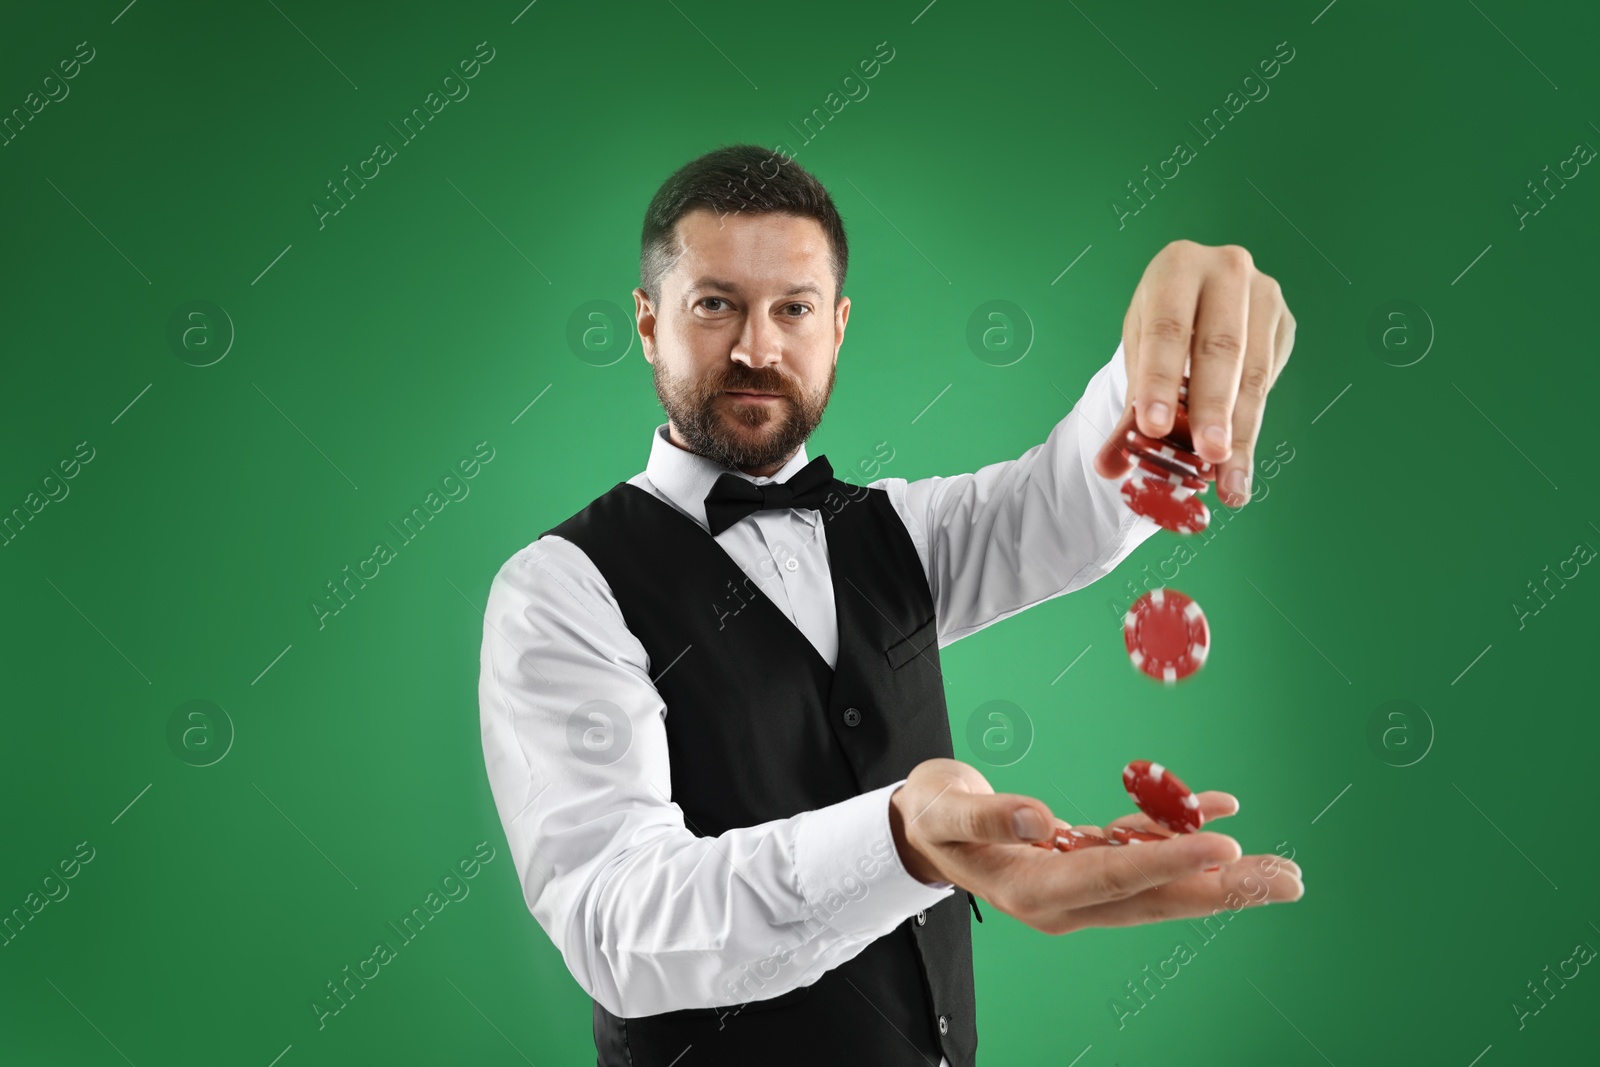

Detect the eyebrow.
[{"left": 686, "top": 277, "right": 824, "bottom": 300}]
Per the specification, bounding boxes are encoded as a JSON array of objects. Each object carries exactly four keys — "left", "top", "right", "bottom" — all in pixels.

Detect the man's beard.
[{"left": 651, "top": 358, "right": 836, "bottom": 474}]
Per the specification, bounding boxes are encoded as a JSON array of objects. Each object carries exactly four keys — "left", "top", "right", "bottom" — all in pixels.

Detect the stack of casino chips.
[{"left": 1118, "top": 381, "right": 1214, "bottom": 537}]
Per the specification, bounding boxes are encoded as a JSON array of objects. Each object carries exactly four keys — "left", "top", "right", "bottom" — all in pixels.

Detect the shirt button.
[
  {"left": 938, "top": 1014, "right": 949, "bottom": 1036},
  {"left": 915, "top": 910, "right": 927, "bottom": 926},
  {"left": 784, "top": 557, "right": 798, "bottom": 572},
  {"left": 842, "top": 707, "right": 862, "bottom": 727}
]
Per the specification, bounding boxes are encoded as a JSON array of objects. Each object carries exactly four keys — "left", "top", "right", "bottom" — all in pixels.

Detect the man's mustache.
[{"left": 718, "top": 377, "right": 791, "bottom": 396}]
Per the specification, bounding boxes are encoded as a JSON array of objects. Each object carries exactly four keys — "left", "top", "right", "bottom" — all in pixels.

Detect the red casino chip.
[
  {"left": 1123, "top": 588, "right": 1210, "bottom": 682},
  {"left": 1064, "top": 829, "right": 1112, "bottom": 849},
  {"left": 1121, "top": 477, "right": 1210, "bottom": 534},
  {"left": 1136, "top": 445, "right": 1216, "bottom": 485},
  {"left": 1030, "top": 825, "right": 1068, "bottom": 851},
  {"left": 1107, "top": 825, "right": 1169, "bottom": 845},
  {"left": 1124, "top": 429, "right": 1214, "bottom": 481},
  {"left": 1122, "top": 759, "right": 1205, "bottom": 834},
  {"left": 1033, "top": 827, "right": 1112, "bottom": 853},
  {"left": 1131, "top": 446, "right": 1207, "bottom": 484},
  {"left": 1132, "top": 454, "right": 1208, "bottom": 493}
]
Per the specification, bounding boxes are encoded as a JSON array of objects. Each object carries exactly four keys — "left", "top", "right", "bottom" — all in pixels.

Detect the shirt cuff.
[{"left": 792, "top": 780, "right": 955, "bottom": 940}]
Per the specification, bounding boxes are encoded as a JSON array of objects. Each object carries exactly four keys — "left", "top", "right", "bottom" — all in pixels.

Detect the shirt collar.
[{"left": 644, "top": 422, "right": 812, "bottom": 533}]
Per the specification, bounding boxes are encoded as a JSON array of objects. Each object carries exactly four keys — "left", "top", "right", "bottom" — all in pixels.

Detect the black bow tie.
[{"left": 703, "top": 455, "right": 835, "bottom": 536}]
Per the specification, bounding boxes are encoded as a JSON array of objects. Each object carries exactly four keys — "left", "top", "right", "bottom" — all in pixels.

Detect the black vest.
[{"left": 540, "top": 475, "right": 978, "bottom": 1067}]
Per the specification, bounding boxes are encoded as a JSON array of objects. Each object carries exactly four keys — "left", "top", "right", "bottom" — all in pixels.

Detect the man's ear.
[
  {"left": 633, "top": 286, "right": 657, "bottom": 363},
  {"left": 833, "top": 295, "right": 850, "bottom": 361}
]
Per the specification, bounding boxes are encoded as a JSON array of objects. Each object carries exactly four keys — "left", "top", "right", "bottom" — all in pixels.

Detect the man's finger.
[
  {"left": 1219, "top": 276, "right": 1281, "bottom": 508},
  {"left": 1129, "top": 256, "right": 1202, "bottom": 440},
  {"left": 917, "top": 790, "right": 1056, "bottom": 846},
  {"left": 1057, "top": 852, "right": 1304, "bottom": 931},
  {"left": 1186, "top": 247, "right": 1253, "bottom": 466}
]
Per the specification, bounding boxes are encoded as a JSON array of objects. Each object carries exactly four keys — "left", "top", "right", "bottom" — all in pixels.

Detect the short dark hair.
[{"left": 639, "top": 144, "right": 848, "bottom": 309}]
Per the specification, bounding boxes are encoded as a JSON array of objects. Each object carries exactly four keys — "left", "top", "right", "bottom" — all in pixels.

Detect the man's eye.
[
  {"left": 699, "top": 297, "right": 729, "bottom": 311},
  {"left": 785, "top": 304, "right": 809, "bottom": 317}
]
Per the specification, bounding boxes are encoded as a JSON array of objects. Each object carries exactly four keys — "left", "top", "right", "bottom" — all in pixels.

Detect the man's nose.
[{"left": 731, "top": 314, "right": 782, "bottom": 368}]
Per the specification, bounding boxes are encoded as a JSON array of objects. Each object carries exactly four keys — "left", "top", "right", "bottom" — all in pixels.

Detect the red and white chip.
[
  {"left": 1124, "top": 429, "right": 1214, "bottom": 481},
  {"left": 1107, "top": 825, "right": 1169, "bottom": 845},
  {"left": 1122, "top": 759, "right": 1204, "bottom": 833},
  {"left": 1064, "top": 829, "right": 1112, "bottom": 850},
  {"left": 1121, "top": 476, "right": 1210, "bottom": 535},
  {"left": 1132, "top": 454, "right": 1208, "bottom": 493},
  {"left": 1032, "top": 826, "right": 1074, "bottom": 851},
  {"left": 1123, "top": 588, "right": 1210, "bottom": 682},
  {"left": 1033, "top": 826, "right": 1113, "bottom": 853}
]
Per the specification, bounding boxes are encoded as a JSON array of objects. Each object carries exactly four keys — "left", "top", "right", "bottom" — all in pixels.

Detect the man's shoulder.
[
  {"left": 487, "top": 529, "right": 623, "bottom": 629},
  {"left": 493, "top": 531, "right": 584, "bottom": 584},
  {"left": 489, "top": 477, "right": 650, "bottom": 598}
]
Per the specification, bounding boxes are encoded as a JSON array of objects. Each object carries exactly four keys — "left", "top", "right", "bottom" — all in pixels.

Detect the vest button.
[
  {"left": 842, "top": 707, "right": 862, "bottom": 727},
  {"left": 938, "top": 1014, "right": 949, "bottom": 1036},
  {"left": 915, "top": 910, "right": 926, "bottom": 926}
]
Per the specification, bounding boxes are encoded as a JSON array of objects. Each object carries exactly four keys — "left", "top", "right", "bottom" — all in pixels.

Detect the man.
[{"left": 478, "top": 144, "right": 1303, "bottom": 1066}]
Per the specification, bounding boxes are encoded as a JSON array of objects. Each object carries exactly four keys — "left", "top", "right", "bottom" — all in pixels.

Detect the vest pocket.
[{"left": 884, "top": 615, "right": 938, "bottom": 670}]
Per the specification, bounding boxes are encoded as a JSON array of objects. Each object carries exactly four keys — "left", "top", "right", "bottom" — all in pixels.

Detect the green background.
[{"left": 3, "top": 0, "right": 1595, "bottom": 1063}]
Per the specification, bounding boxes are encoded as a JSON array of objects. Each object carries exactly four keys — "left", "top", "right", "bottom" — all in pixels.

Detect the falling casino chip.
[
  {"left": 1123, "top": 588, "right": 1210, "bottom": 682},
  {"left": 1122, "top": 759, "right": 1205, "bottom": 834}
]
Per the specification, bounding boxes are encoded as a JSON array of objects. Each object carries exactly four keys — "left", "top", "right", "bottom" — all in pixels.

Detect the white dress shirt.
[{"left": 478, "top": 340, "right": 1153, "bottom": 1054}]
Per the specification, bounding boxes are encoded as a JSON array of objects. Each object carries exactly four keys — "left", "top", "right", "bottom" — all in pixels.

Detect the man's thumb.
[{"left": 954, "top": 794, "right": 1054, "bottom": 844}]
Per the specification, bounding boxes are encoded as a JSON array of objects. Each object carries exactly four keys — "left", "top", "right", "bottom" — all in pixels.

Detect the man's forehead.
[{"left": 667, "top": 209, "right": 829, "bottom": 293}]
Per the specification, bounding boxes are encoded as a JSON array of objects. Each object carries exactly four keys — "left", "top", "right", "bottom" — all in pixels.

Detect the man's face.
[{"left": 635, "top": 208, "right": 849, "bottom": 476}]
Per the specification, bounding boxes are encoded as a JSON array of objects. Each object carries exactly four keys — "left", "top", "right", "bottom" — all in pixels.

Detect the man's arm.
[
  {"left": 877, "top": 244, "right": 1304, "bottom": 931},
  {"left": 871, "top": 340, "right": 1156, "bottom": 646},
  {"left": 478, "top": 538, "right": 953, "bottom": 1018}
]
